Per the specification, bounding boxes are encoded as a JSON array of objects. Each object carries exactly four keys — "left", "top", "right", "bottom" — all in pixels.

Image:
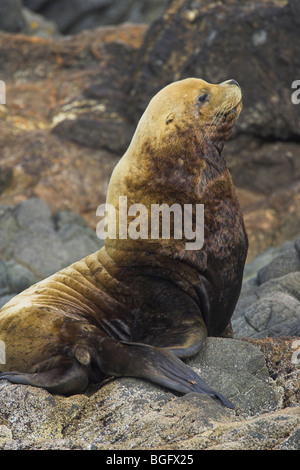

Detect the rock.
[
  {"left": 5, "top": 261, "right": 37, "bottom": 294},
  {"left": 187, "top": 338, "right": 278, "bottom": 418},
  {"left": 0, "top": 0, "right": 26, "bottom": 33},
  {"left": 0, "top": 260, "right": 8, "bottom": 297},
  {"left": 234, "top": 238, "right": 300, "bottom": 338},
  {"left": 243, "top": 337, "right": 300, "bottom": 408},
  {"left": 23, "top": 0, "right": 169, "bottom": 34},
  {"left": 0, "top": 198, "right": 103, "bottom": 293},
  {"left": 57, "top": 223, "right": 101, "bottom": 266},
  {"left": 0, "top": 0, "right": 59, "bottom": 38},
  {"left": 1, "top": 337, "right": 297, "bottom": 450},
  {"left": 257, "top": 246, "right": 300, "bottom": 285},
  {"left": 22, "top": 7, "right": 60, "bottom": 38}
]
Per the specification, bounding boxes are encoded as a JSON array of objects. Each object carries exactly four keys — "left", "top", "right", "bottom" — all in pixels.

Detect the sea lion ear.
[{"left": 166, "top": 112, "right": 175, "bottom": 125}]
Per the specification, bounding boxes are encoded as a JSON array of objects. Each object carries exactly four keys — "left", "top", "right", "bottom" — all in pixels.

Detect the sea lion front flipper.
[
  {"left": 98, "top": 338, "right": 234, "bottom": 409},
  {"left": 0, "top": 356, "right": 89, "bottom": 395}
]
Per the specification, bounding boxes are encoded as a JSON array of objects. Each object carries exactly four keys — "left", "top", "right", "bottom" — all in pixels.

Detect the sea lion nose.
[{"left": 227, "top": 79, "right": 240, "bottom": 88}]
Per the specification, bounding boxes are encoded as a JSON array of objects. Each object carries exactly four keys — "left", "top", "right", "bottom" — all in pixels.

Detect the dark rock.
[
  {"left": 0, "top": 0, "right": 26, "bottom": 33},
  {"left": 0, "top": 167, "right": 13, "bottom": 195},
  {"left": 23, "top": 0, "right": 169, "bottom": 34}
]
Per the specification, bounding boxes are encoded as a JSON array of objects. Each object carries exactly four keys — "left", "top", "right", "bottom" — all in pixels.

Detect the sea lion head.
[{"left": 133, "top": 77, "right": 242, "bottom": 157}]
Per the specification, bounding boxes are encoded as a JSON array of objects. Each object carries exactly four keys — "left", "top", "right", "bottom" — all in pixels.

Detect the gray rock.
[
  {"left": 234, "top": 269, "right": 300, "bottom": 338},
  {"left": 0, "top": 0, "right": 26, "bottom": 33},
  {"left": 13, "top": 197, "right": 53, "bottom": 230},
  {"left": 243, "top": 241, "right": 295, "bottom": 283},
  {"left": 0, "top": 260, "right": 8, "bottom": 297},
  {"left": 5, "top": 260, "right": 37, "bottom": 294},
  {"left": 57, "top": 223, "right": 102, "bottom": 265},
  {"left": 12, "top": 228, "right": 68, "bottom": 280},
  {"left": 0, "top": 198, "right": 102, "bottom": 281},
  {"left": 257, "top": 247, "right": 300, "bottom": 285},
  {"left": 187, "top": 338, "right": 278, "bottom": 417},
  {"left": 22, "top": 7, "right": 60, "bottom": 38},
  {"left": 55, "top": 210, "right": 90, "bottom": 230},
  {"left": 279, "top": 427, "right": 300, "bottom": 450},
  {"left": 234, "top": 236, "right": 300, "bottom": 338},
  {"left": 0, "top": 207, "right": 19, "bottom": 259}
]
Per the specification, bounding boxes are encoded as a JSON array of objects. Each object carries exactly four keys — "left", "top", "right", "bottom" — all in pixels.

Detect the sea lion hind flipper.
[
  {"left": 0, "top": 357, "right": 89, "bottom": 395},
  {"left": 99, "top": 339, "right": 234, "bottom": 409}
]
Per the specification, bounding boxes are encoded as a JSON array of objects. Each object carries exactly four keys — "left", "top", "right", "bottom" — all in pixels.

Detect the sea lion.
[{"left": 0, "top": 78, "right": 248, "bottom": 409}]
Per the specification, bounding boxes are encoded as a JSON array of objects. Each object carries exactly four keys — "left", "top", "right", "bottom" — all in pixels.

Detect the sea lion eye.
[{"left": 197, "top": 93, "right": 209, "bottom": 103}]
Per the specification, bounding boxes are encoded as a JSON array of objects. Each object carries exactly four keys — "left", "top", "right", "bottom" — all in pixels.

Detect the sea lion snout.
[{"left": 224, "top": 79, "right": 240, "bottom": 88}]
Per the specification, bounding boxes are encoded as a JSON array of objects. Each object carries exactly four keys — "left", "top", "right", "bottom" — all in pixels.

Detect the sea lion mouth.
[{"left": 222, "top": 101, "right": 241, "bottom": 118}]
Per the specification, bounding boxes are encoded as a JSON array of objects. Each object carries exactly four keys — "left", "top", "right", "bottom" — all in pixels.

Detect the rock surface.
[{"left": 0, "top": 337, "right": 299, "bottom": 450}]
